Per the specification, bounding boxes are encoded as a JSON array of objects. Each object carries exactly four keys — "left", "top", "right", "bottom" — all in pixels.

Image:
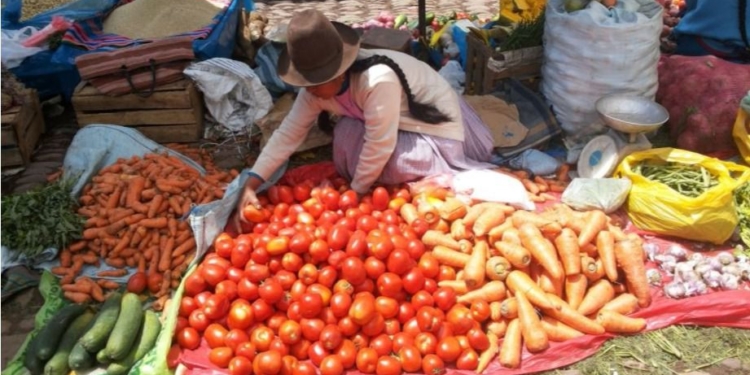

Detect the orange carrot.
[
  {"left": 516, "top": 290, "right": 549, "bottom": 353},
  {"left": 97, "top": 269, "right": 128, "bottom": 277},
  {"left": 518, "top": 223, "right": 564, "bottom": 280},
  {"left": 473, "top": 206, "right": 507, "bottom": 237},
  {"left": 556, "top": 164, "right": 570, "bottom": 182},
  {"left": 511, "top": 211, "right": 553, "bottom": 229},
  {"left": 486, "top": 320, "right": 508, "bottom": 337},
  {"left": 476, "top": 331, "right": 499, "bottom": 374},
  {"left": 500, "top": 298, "right": 518, "bottom": 319},
  {"left": 492, "top": 242, "right": 531, "bottom": 269},
  {"left": 147, "top": 194, "right": 164, "bottom": 218},
  {"left": 554, "top": 228, "right": 581, "bottom": 275},
  {"left": 522, "top": 179, "right": 540, "bottom": 195},
  {"left": 159, "top": 236, "right": 175, "bottom": 272},
  {"left": 171, "top": 238, "right": 196, "bottom": 258},
  {"left": 437, "top": 280, "right": 468, "bottom": 294},
  {"left": 438, "top": 197, "right": 467, "bottom": 222},
  {"left": 463, "top": 241, "right": 487, "bottom": 289},
  {"left": 417, "top": 202, "right": 440, "bottom": 224},
  {"left": 463, "top": 203, "right": 493, "bottom": 227},
  {"left": 577, "top": 210, "right": 608, "bottom": 247},
  {"left": 596, "top": 310, "right": 646, "bottom": 334},
  {"left": 538, "top": 267, "right": 564, "bottom": 297},
  {"left": 126, "top": 176, "right": 146, "bottom": 208},
  {"left": 490, "top": 301, "right": 503, "bottom": 321},
  {"left": 542, "top": 294, "right": 605, "bottom": 335},
  {"left": 534, "top": 176, "right": 549, "bottom": 192},
  {"left": 63, "top": 291, "right": 91, "bottom": 304},
  {"left": 450, "top": 219, "right": 472, "bottom": 241},
  {"left": 501, "top": 228, "right": 522, "bottom": 245},
  {"left": 608, "top": 224, "right": 628, "bottom": 242},
  {"left": 432, "top": 246, "right": 471, "bottom": 268},
  {"left": 581, "top": 256, "right": 604, "bottom": 282},
  {"left": 540, "top": 316, "right": 584, "bottom": 342},
  {"left": 62, "top": 282, "right": 91, "bottom": 294},
  {"left": 577, "top": 279, "right": 616, "bottom": 316},
  {"left": 506, "top": 271, "right": 553, "bottom": 310},
  {"left": 487, "top": 220, "right": 514, "bottom": 243},
  {"left": 596, "top": 231, "right": 618, "bottom": 282},
  {"left": 486, "top": 256, "right": 511, "bottom": 281},
  {"left": 456, "top": 281, "right": 506, "bottom": 304},
  {"left": 600, "top": 293, "right": 639, "bottom": 315},
  {"left": 422, "top": 230, "right": 461, "bottom": 251},
  {"left": 565, "top": 274, "right": 588, "bottom": 311},
  {"left": 614, "top": 239, "right": 651, "bottom": 308},
  {"left": 399, "top": 203, "right": 420, "bottom": 225},
  {"left": 138, "top": 217, "right": 168, "bottom": 229},
  {"left": 499, "top": 319, "right": 522, "bottom": 369}
]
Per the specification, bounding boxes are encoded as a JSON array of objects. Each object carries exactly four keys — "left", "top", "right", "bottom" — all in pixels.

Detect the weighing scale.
[{"left": 578, "top": 94, "right": 670, "bottom": 178}]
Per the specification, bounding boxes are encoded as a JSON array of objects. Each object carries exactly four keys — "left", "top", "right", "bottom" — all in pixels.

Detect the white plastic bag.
[
  {"left": 541, "top": 0, "right": 662, "bottom": 156},
  {"left": 561, "top": 177, "right": 632, "bottom": 214},
  {"left": 1, "top": 26, "right": 47, "bottom": 69},
  {"left": 451, "top": 169, "right": 536, "bottom": 211},
  {"left": 439, "top": 60, "right": 465, "bottom": 95}
]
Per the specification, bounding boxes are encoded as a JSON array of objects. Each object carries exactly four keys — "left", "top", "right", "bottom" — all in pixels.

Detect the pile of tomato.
[{"left": 172, "top": 180, "right": 494, "bottom": 375}]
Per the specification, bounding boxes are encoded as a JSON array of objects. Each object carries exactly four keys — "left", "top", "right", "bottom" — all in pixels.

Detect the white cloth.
[{"left": 252, "top": 49, "right": 466, "bottom": 193}]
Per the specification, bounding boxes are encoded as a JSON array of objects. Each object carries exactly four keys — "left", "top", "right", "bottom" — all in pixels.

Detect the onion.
[
  {"left": 667, "top": 245, "right": 687, "bottom": 260},
  {"left": 674, "top": 261, "right": 697, "bottom": 282},
  {"left": 708, "top": 257, "right": 723, "bottom": 271},
  {"left": 703, "top": 270, "right": 722, "bottom": 288},
  {"left": 684, "top": 280, "right": 708, "bottom": 297},
  {"left": 720, "top": 273, "right": 740, "bottom": 290},
  {"left": 694, "top": 261, "right": 712, "bottom": 276},
  {"left": 654, "top": 254, "right": 676, "bottom": 265},
  {"left": 646, "top": 269, "right": 662, "bottom": 286},
  {"left": 661, "top": 260, "right": 677, "bottom": 274},
  {"left": 722, "top": 264, "right": 742, "bottom": 278},
  {"left": 663, "top": 281, "right": 686, "bottom": 299},
  {"left": 689, "top": 253, "right": 705, "bottom": 262},
  {"left": 717, "top": 252, "right": 735, "bottom": 266}
]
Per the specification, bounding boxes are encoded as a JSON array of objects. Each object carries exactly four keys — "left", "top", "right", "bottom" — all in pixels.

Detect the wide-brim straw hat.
[{"left": 277, "top": 10, "right": 361, "bottom": 87}]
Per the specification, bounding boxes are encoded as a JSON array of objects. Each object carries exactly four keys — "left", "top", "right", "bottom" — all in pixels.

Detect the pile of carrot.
[
  {"left": 494, "top": 164, "right": 571, "bottom": 203},
  {"left": 403, "top": 192, "right": 650, "bottom": 371},
  {"left": 51, "top": 152, "right": 238, "bottom": 306}
]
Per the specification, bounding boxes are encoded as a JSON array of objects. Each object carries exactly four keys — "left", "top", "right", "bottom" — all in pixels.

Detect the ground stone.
[
  {"left": 679, "top": 372, "right": 710, "bottom": 375},
  {"left": 556, "top": 371, "right": 582, "bottom": 375},
  {"left": 720, "top": 358, "right": 743, "bottom": 370}
]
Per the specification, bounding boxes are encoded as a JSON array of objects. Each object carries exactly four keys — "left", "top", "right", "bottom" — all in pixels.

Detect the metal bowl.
[{"left": 596, "top": 94, "right": 669, "bottom": 135}]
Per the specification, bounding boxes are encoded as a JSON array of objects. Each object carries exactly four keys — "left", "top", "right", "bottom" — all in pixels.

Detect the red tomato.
[
  {"left": 436, "top": 337, "right": 461, "bottom": 363},
  {"left": 381, "top": 209, "right": 400, "bottom": 226},
  {"left": 299, "top": 293, "right": 324, "bottom": 319},
  {"left": 368, "top": 237, "right": 394, "bottom": 260},
  {"left": 338, "top": 190, "right": 359, "bottom": 210},
  {"left": 184, "top": 272, "right": 207, "bottom": 297},
  {"left": 333, "top": 279, "right": 355, "bottom": 295},
  {"left": 179, "top": 296, "right": 198, "bottom": 317},
  {"left": 176, "top": 327, "right": 200, "bottom": 350},
  {"left": 470, "top": 301, "right": 491, "bottom": 322},
  {"left": 402, "top": 268, "right": 425, "bottom": 295},
  {"left": 290, "top": 339, "right": 311, "bottom": 360},
  {"left": 417, "top": 254, "right": 440, "bottom": 279},
  {"left": 369, "top": 334, "right": 393, "bottom": 357},
  {"left": 410, "top": 218, "right": 429, "bottom": 238},
  {"left": 251, "top": 299, "right": 274, "bottom": 322},
  {"left": 364, "top": 257, "right": 386, "bottom": 279},
  {"left": 374, "top": 296, "right": 399, "bottom": 319},
  {"left": 269, "top": 337, "right": 289, "bottom": 356},
  {"left": 175, "top": 316, "right": 189, "bottom": 334},
  {"left": 467, "top": 327, "right": 490, "bottom": 352},
  {"left": 322, "top": 189, "right": 341, "bottom": 211},
  {"left": 344, "top": 230, "right": 368, "bottom": 257},
  {"left": 277, "top": 186, "right": 294, "bottom": 205},
  {"left": 437, "top": 266, "right": 456, "bottom": 282},
  {"left": 406, "top": 239, "right": 426, "bottom": 260},
  {"left": 356, "top": 215, "right": 379, "bottom": 233},
  {"left": 267, "top": 236, "right": 290, "bottom": 256},
  {"left": 253, "top": 350, "right": 282, "bottom": 375},
  {"left": 421, "top": 354, "right": 446, "bottom": 375},
  {"left": 259, "top": 280, "right": 284, "bottom": 304},
  {"left": 293, "top": 361, "right": 317, "bottom": 375},
  {"left": 319, "top": 324, "right": 343, "bottom": 351},
  {"left": 348, "top": 294, "right": 376, "bottom": 325},
  {"left": 251, "top": 247, "right": 271, "bottom": 265},
  {"left": 416, "top": 307, "right": 442, "bottom": 333},
  {"left": 300, "top": 318, "right": 325, "bottom": 342},
  {"left": 317, "top": 266, "right": 338, "bottom": 288},
  {"left": 209, "top": 347, "right": 234, "bottom": 368},
  {"left": 356, "top": 348, "right": 378, "bottom": 374},
  {"left": 280, "top": 355, "right": 298, "bottom": 375},
  {"left": 398, "top": 303, "right": 416, "bottom": 324},
  {"left": 228, "top": 356, "right": 254, "bottom": 375},
  {"left": 398, "top": 345, "right": 423, "bottom": 373},
  {"left": 250, "top": 326, "right": 274, "bottom": 352},
  {"left": 204, "top": 294, "right": 230, "bottom": 320},
  {"left": 446, "top": 305, "right": 474, "bottom": 335},
  {"left": 340, "top": 257, "right": 367, "bottom": 286},
  {"left": 423, "top": 278, "right": 438, "bottom": 294},
  {"left": 415, "top": 333, "right": 438, "bottom": 356},
  {"left": 205, "top": 323, "right": 230, "bottom": 349},
  {"left": 411, "top": 290, "right": 435, "bottom": 310},
  {"left": 320, "top": 355, "right": 344, "bottom": 375},
  {"left": 330, "top": 292, "right": 352, "bottom": 318},
  {"left": 371, "top": 187, "right": 390, "bottom": 211},
  {"left": 376, "top": 355, "right": 402, "bottom": 375},
  {"left": 279, "top": 320, "right": 302, "bottom": 345},
  {"left": 353, "top": 278, "right": 375, "bottom": 294},
  {"left": 327, "top": 225, "right": 351, "bottom": 252},
  {"left": 224, "top": 329, "right": 250, "bottom": 351},
  {"left": 391, "top": 333, "right": 414, "bottom": 352},
  {"left": 293, "top": 182, "right": 313, "bottom": 202},
  {"left": 384, "top": 318, "right": 400, "bottom": 336},
  {"left": 297, "top": 264, "right": 318, "bottom": 285},
  {"left": 215, "top": 280, "right": 238, "bottom": 301},
  {"left": 385, "top": 249, "right": 413, "bottom": 276},
  {"left": 237, "top": 278, "right": 259, "bottom": 300},
  {"left": 227, "top": 301, "right": 254, "bottom": 330},
  {"left": 307, "top": 341, "right": 329, "bottom": 367},
  {"left": 274, "top": 270, "right": 296, "bottom": 290},
  {"left": 360, "top": 313, "right": 385, "bottom": 337},
  {"left": 456, "top": 348, "right": 479, "bottom": 370},
  {"left": 327, "top": 250, "right": 347, "bottom": 269},
  {"left": 337, "top": 316, "right": 360, "bottom": 337},
  {"left": 235, "top": 342, "right": 257, "bottom": 361},
  {"left": 267, "top": 312, "right": 288, "bottom": 333},
  {"left": 289, "top": 231, "right": 314, "bottom": 254},
  {"left": 433, "top": 288, "right": 457, "bottom": 312},
  {"left": 188, "top": 309, "right": 210, "bottom": 332},
  {"left": 376, "top": 273, "right": 403, "bottom": 298},
  {"left": 309, "top": 239, "right": 331, "bottom": 263},
  {"left": 245, "top": 264, "right": 270, "bottom": 283},
  {"left": 226, "top": 267, "right": 245, "bottom": 284},
  {"left": 230, "top": 243, "right": 252, "bottom": 269}
]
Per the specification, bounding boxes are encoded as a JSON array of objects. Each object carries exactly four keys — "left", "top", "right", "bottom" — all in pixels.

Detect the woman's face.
[{"left": 306, "top": 75, "right": 345, "bottom": 99}]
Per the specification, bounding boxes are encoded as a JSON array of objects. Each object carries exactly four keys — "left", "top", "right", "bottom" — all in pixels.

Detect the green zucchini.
[
  {"left": 23, "top": 333, "right": 44, "bottom": 375},
  {"left": 96, "top": 348, "right": 111, "bottom": 364},
  {"left": 35, "top": 304, "right": 88, "bottom": 361},
  {"left": 106, "top": 310, "right": 162, "bottom": 375},
  {"left": 68, "top": 342, "right": 95, "bottom": 371},
  {"left": 43, "top": 310, "right": 95, "bottom": 375},
  {"left": 103, "top": 292, "right": 144, "bottom": 361},
  {"left": 78, "top": 292, "right": 122, "bottom": 352}
]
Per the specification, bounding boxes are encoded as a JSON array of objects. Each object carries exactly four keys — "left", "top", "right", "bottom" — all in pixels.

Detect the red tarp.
[{"left": 181, "top": 163, "right": 750, "bottom": 375}]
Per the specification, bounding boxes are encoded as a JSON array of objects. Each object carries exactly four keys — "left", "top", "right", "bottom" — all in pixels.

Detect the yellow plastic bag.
[
  {"left": 615, "top": 148, "right": 750, "bottom": 244},
  {"left": 734, "top": 108, "right": 750, "bottom": 165}
]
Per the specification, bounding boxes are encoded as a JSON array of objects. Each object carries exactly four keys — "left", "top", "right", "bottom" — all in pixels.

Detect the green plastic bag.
[{"left": 615, "top": 148, "right": 750, "bottom": 245}]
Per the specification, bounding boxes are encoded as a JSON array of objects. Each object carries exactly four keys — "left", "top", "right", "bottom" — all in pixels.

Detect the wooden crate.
[
  {"left": 465, "top": 32, "right": 542, "bottom": 95},
  {"left": 72, "top": 79, "right": 204, "bottom": 143},
  {"left": 1, "top": 89, "right": 45, "bottom": 168}
]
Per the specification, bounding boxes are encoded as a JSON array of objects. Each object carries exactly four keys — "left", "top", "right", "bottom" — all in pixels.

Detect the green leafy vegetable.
[
  {"left": 734, "top": 181, "right": 750, "bottom": 248},
  {"left": 500, "top": 11, "right": 545, "bottom": 52},
  {"left": 1, "top": 178, "right": 85, "bottom": 258}
]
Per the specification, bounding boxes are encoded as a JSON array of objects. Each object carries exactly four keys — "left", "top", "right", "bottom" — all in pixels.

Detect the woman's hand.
[{"left": 233, "top": 181, "right": 263, "bottom": 232}]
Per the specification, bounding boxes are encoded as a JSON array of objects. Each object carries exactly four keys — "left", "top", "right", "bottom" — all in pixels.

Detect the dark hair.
[{"left": 317, "top": 54, "right": 452, "bottom": 135}]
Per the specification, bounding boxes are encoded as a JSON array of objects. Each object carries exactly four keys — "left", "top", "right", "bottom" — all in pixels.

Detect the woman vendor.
[{"left": 235, "top": 9, "right": 496, "bottom": 219}]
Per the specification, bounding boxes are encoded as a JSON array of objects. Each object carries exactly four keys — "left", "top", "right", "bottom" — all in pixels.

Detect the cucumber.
[
  {"left": 79, "top": 292, "right": 122, "bottom": 352},
  {"left": 96, "top": 349, "right": 111, "bottom": 364},
  {"left": 103, "top": 292, "right": 144, "bottom": 361},
  {"left": 34, "top": 304, "right": 88, "bottom": 361},
  {"left": 43, "top": 310, "right": 95, "bottom": 375},
  {"left": 106, "top": 310, "right": 162, "bottom": 375},
  {"left": 68, "top": 342, "right": 95, "bottom": 371},
  {"left": 23, "top": 333, "right": 44, "bottom": 375}
]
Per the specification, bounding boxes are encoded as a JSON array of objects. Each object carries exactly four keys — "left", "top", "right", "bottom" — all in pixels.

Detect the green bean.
[{"left": 634, "top": 162, "right": 718, "bottom": 198}]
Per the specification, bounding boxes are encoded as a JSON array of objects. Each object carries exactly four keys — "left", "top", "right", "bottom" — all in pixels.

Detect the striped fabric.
[
  {"left": 332, "top": 97, "right": 497, "bottom": 186},
  {"left": 253, "top": 42, "right": 296, "bottom": 98},
  {"left": 60, "top": 0, "right": 231, "bottom": 51}
]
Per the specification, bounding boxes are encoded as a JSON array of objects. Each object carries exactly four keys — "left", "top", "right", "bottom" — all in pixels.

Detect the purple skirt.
[{"left": 332, "top": 98, "right": 497, "bottom": 186}]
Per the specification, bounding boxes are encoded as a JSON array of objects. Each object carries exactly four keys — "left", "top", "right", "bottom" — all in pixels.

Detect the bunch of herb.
[
  {"left": 1, "top": 178, "right": 85, "bottom": 257},
  {"left": 735, "top": 181, "right": 750, "bottom": 248},
  {"left": 500, "top": 11, "right": 545, "bottom": 51}
]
